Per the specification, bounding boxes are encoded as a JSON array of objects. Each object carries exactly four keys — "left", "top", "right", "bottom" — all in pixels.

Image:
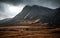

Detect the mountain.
[
  {"left": 14, "top": 5, "right": 53, "bottom": 20},
  {"left": 13, "top": 5, "right": 54, "bottom": 24},
  {"left": 1, "top": 5, "right": 59, "bottom": 27}
]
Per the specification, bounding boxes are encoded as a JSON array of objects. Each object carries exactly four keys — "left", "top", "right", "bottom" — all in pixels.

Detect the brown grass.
[{"left": 0, "top": 25, "right": 60, "bottom": 38}]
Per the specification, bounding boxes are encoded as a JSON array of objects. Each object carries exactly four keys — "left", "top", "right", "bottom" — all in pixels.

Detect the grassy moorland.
[{"left": 0, "top": 23, "right": 60, "bottom": 38}]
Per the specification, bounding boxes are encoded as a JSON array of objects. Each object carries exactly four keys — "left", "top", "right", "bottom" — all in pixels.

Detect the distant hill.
[
  {"left": 0, "top": 18, "right": 12, "bottom": 26},
  {"left": 0, "top": 18, "right": 11, "bottom": 24}
]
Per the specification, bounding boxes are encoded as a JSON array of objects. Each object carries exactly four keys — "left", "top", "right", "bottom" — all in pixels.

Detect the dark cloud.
[
  {"left": 0, "top": 0, "right": 60, "bottom": 8},
  {"left": 0, "top": 3, "right": 5, "bottom": 12},
  {"left": 0, "top": 0, "right": 60, "bottom": 20},
  {"left": 0, "top": 0, "right": 22, "bottom": 5}
]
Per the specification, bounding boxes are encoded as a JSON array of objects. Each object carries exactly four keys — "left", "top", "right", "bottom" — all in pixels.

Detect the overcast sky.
[{"left": 0, "top": 0, "right": 60, "bottom": 20}]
